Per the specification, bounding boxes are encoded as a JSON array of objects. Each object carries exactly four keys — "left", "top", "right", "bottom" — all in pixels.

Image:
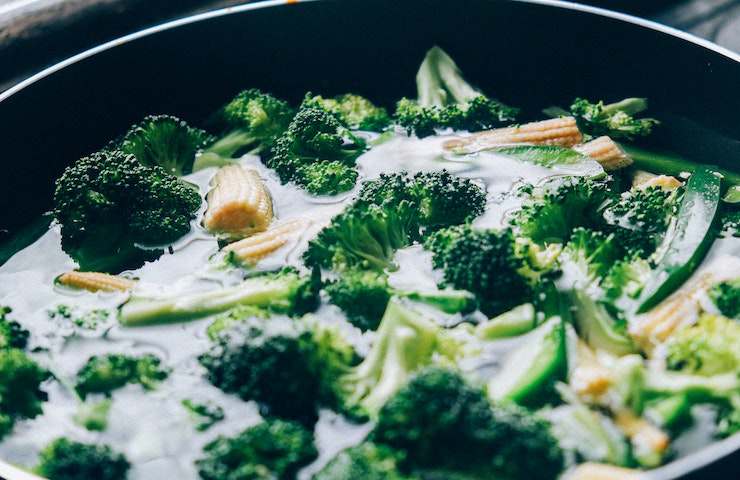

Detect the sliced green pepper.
[{"left": 636, "top": 167, "right": 721, "bottom": 313}]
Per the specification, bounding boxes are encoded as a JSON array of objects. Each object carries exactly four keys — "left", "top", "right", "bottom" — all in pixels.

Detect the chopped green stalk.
[
  {"left": 73, "top": 399, "right": 112, "bottom": 431},
  {"left": 725, "top": 185, "right": 740, "bottom": 203},
  {"left": 475, "top": 303, "right": 536, "bottom": 339},
  {"left": 487, "top": 316, "right": 567, "bottom": 407},
  {"left": 637, "top": 167, "right": 721, "bottom": 313},
  {"left": 120, "top": 269, "right": 318, "bottom": 326},
  {"left": 400, "top": 289, "right": 476, "bottom": 314},
  {"left": 570, "top": 290, "right": 636, "bottom": 356},
  {"left": 416, "top": 46, "right": 478, "bottom": 107}
]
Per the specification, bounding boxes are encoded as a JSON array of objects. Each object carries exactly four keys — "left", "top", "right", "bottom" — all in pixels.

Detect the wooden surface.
[{"left": 0, "top": 0, "right": 738, "bottom": 92}]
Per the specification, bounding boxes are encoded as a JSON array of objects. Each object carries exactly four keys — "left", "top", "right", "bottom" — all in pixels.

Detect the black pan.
[{"left": 0, "top": 1, "right": 738, "bottom": 478}]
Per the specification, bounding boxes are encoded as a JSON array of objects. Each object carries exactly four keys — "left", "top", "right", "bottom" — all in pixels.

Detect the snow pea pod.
[{"left": 636, "top": 167, "right": 721, "bottom": 313}]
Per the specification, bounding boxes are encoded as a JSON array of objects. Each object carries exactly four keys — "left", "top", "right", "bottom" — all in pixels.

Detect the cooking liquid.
[{"left": 0, "top": 132, "right": 736, "bottom": 478}]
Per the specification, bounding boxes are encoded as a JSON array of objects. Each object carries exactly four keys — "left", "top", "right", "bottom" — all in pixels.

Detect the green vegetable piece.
[
  {"left": 488, "top": 145, "right": 605, "bottom": 178},
  {"left": 637, "top": 167, "right": 721, "bottom": 313},
  {"left": 709, "top": 279, "right": 740, "bottom": 319},
  {"left": 475, "top": 303, "right": 535, "bottom": 339},
  {"left": 182, "top": 399, "right": 225, "bottom": 431},
  {"left": 196, "top": 418, "right": 317, "bottom": 480},
  {"left": 487, "top": 316, "right": 567, "bottom": 406},
  {"left": 724, "top": 185, "right": 740, "bottom": 203},
  {"left": 0, "top": 306, "right": 29, "bottom": 350},
  {"left": 643, "top": 394, "right": 692, "bottom": 432},
  {"left": 36, "top": 437, "right": 130, "bottom": 480},
  {"left": 73, "top": 399, "right": 112, "bottom": 431},
  {"left": 75, "top": 353, "right": 169, "bottom": 398},
  {"left": 313, "top": 443, "right": 411, "bottom": 480},
  {"left": 570, "top": 290, "right": 636, "bottom": 356},
  {"left": 120, "top": 268, "right": 319, "bottom": 326}
]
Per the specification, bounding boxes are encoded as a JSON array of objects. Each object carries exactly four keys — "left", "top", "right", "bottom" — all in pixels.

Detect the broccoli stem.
[
  {"left": 475, "top": 303, "right": 536, "bottom": 339},
  {"left": 119, "top": 277, "right": 296, "bottom": 326},
  {"left": 397, "top": 289, "right": 476, "bottom": 314},
  {"left": 416, "top": 46, "right": 478, "bottom": 107},
  {"left": 601, "top": 98, "right": 649, "bottom": 117}
]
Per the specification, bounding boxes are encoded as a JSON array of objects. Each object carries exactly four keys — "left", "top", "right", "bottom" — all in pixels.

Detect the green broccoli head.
[
  {"left": 325, "top": 269, "right": 477, "bottom": 332},
  {"left": 394, "top": 47, "right": 517, "bottom": 138},
  {"left": 709, "top": 278, "right": 740, "bottom": 319},
  {"left": 265, "top": 106, "right": 366, "bottom": 195},
  {"left": 325, "top": 269, "right": 391, "bottom": 331},
  {"left": 303, "top": 93, "right": 391, "bottom": 131},
  {"left": 119, "top": 114, "right": 214, "bottom": 176},
  {"left": 337, "top": 300, "right": 466, "bottom": 417},
  {"left": 0, "top": 306, "right": 29, "bottom": 350},
  {"left": 199, "top": 317, "right": 356, "bottom": 425},
  {"left": 665, "top": 314, "right": 740, "bottom": 376},
  {"left": 512, "top": 176, "right": 613, "bottom": 245},
  {"left": 295, "top": 160, "right": 359, "bottom": 195},
  {"left": 425, "top": 226, "right": 530, "bottom": 316},
  {"left": 601, "top": 255, "right": 652, "bottom": 311},
  {"left": 303, "top": 201, "right": 420, "bottom": 272},
  {"left": 603, "top": 185, "right": 679, "bottom": 258},
  {"left": 196, "top": 418, "right": 317, "bottom": 480},
  {"left": 53, "top": 149, "right": 202, "bottom": 273},
  {"left": 182, "top": 399, "right": 225, "bottom": 432},
  {"left": 371, "top": 367, "right": 564, "bottom": 479},
  {"left": 36, "top": 438, "right": 130, "bottom": 480},
  {"left": 409, "top": 170, "right": 486, "bottom": 227},
  {"left": 560, "top": 227, "right": 621, "bottom": 288},
  {"left": 0, "top": 348, "right": 48, "bottom": 438},
  {"left": 74, "top": 353, "right": 169, "bottom": 399},
  {"left": 221, "top": 89, "right": 294, "bottom": 139},
  {"left": 569, "top": 97, "right": 659, "bottom": 141},
  {"left": 314, "top": 443, "right": 412, "bottom": 480}
]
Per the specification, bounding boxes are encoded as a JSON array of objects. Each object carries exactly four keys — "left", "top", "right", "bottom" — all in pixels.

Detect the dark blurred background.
[{"left": 0, "top": 0, "right": 739, "bottom": 93}]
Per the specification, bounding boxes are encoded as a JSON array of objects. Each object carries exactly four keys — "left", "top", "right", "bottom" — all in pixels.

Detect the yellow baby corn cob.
[
  {"left": 615, "top": 411, "right": 670, "bottom": 460},
  {"left": 571, "top": 341, "right": 613, "bottom": 398},
  {"left": 631, "top": 170, "right": 657, "bottom": 188},
  {"left": 223, "top": 219, "right": 310, "bottom": 265},
  {"left": 444, "top": 117, "right": 583, "bottom": 153},
  {"left": 629, "top": 271, "right": 715, "bottom": 350},
  {"left": 57, "top": 271, "right": 136, "bottom": 292},
  {"left": 565, "top": 463, "right": 643, "bottom": 480},
  {"left": 204, "top": 166, "right": 273, "bottom": 239},
  {"left": 637, "top": 175, "right": 683, "bottom": 191},
  {"left": 574, "top": 136, "right": 633, "bottom": 171}
]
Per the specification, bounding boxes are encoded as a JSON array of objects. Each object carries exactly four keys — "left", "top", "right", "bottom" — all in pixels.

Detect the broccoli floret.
[
  {"left": 337, "top": 300, "right": 467, "bottom": 417},
  {"left": 74, "top": 353, "right": 169, "bottom": 398},
  {"left": 719, "top": 210, "right": 740, "bottom": 238},
  {"left": 601, "top": 255, "right": 652, "bottom": 312},
  {"left": 119, "top": 114, "right": 215, "bottom": 176},
  {"left": 48, "top": 304, "right": 110, "bottom": 330},
  {"left": 304, "top": 201, "right": 419, "bottom": 272},
  {"left": 196, "top": 418, "right": 317, "bottom": 480},
  {"left": 0, "top": 306, "right": 28, "bottom": 350},
  {"left": 325, "top": 269, "right": 475, "bottom": 331},
  {"left": 371, "top": 367, "right": 564, "bottom": 479},
  {"left": 36, "top": 438, "right": 130, "bottom": 480},
  {"left": 568, "top": 97, "right": 659, "bottom": 141},
  {"left": 560, "top": 227, "right": 621, "bottom": 289},
  {"left": 119, "top": 267, "right": 320, "bottom": 326},
  {"left": 512, "top": 176, "right": 613, "bottom": 245},
  {"left": 303, "top": 93, "right": 391, "bottom": 131},
  {"left": 709, "top": 278, "right": 740, "bottom": 319},
  {"left": 394, "top": 47, "right": 517, "bottom": 138},
  {"left": 53, "top": 149, "right": 201, "bottom": 273},
  {"left": 265, "top": 106, "right": 366, "bottom": 195},
  {"left": 0, "top": 348, "right": 48, "bottom": 438},
  {"left": 182, "top": 399, "right": 225, "bottom": 431},
  {"left": 199, "top": 317, "right": 356, "bottom": 425},
  {"left": 313, "top": 443, "right": 412, "bottom": 480},
  {"left": 665, "top": 314, "right": 740, "bottom": 376},
  {"left": 295, "top": 160, "right": 359, "bottom": 195},
  {"left": 424, "top": 226, "right": 530, "bottom": 316},
  {"left": 73, "top": 399, "right": 111, "bottom": 432},
  {"left": 603, "top": 185, "right": 679, "bottom": 258},
  {"left": 409, "top": 171, "right": 486, "bottom": 227}
]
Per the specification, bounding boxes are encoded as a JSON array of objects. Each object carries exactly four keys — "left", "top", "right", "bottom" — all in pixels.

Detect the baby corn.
[
  {"left": 57, "top": 271, "right": 136, "bottom": 292},
  {"left": 204, "top": 166, "right": 273, "bottom": 239},
  {"left": 223, "top": 219, "right": 310, "bottom": 266},
  {"left": 574, "top": 136, "right": 633, "bottom": 171},
  {"left": 444, "top": 117, "right": 583, "bottom": 153}
]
